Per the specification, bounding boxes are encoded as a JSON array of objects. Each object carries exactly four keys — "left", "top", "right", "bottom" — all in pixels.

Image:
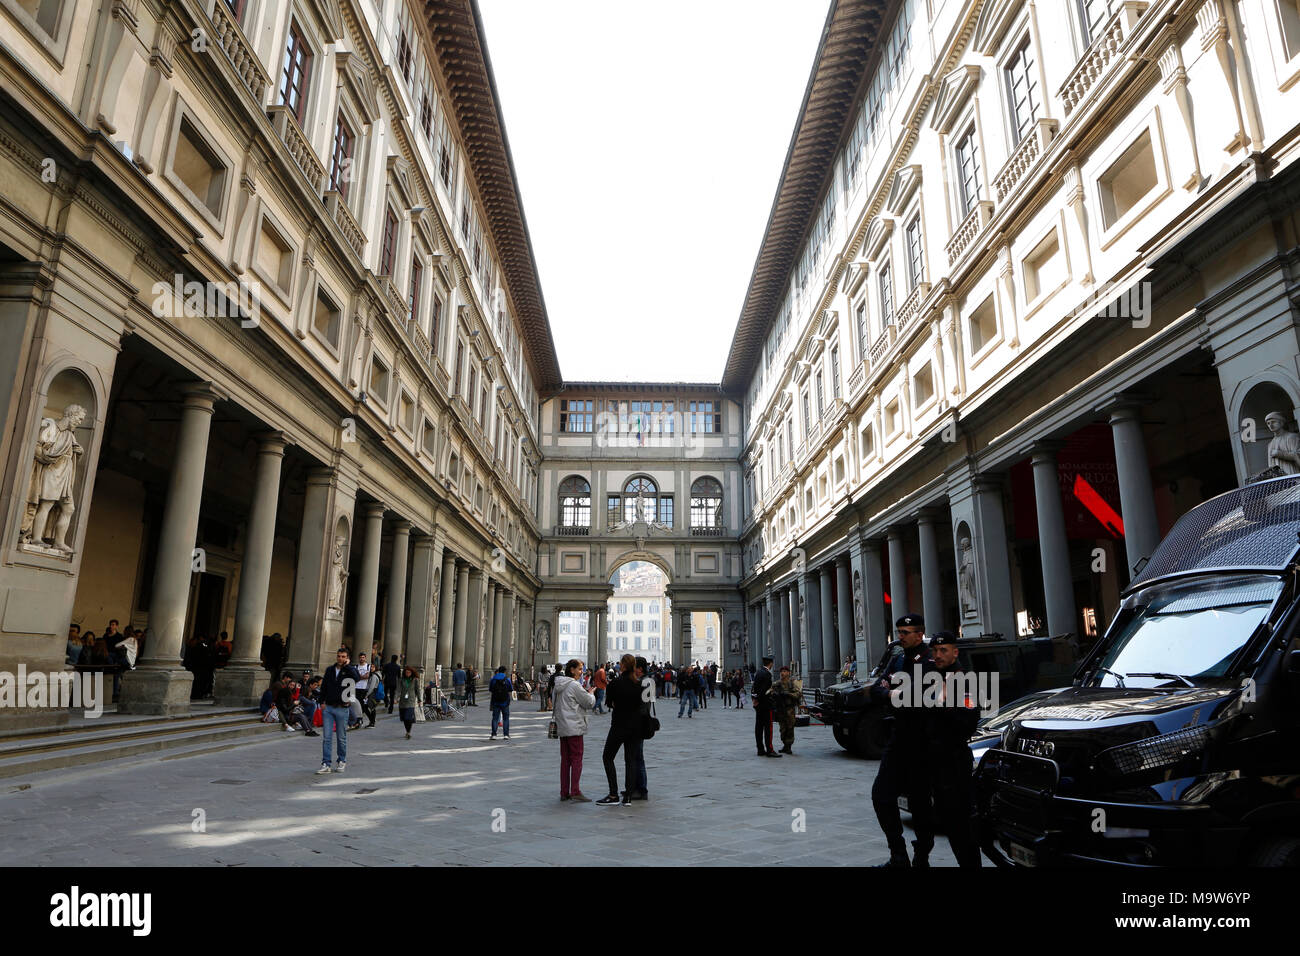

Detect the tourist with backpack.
[{"left": 488, "top": 666, "right": 513, "bottom": 739}]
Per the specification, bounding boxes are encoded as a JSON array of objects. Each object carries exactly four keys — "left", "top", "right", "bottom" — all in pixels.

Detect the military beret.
[
  {"left": 930, "top": 631, "right": 959, "bottom": 646},
  {"left": 895, "top": 613, "right": 925, "bottom": 629}
]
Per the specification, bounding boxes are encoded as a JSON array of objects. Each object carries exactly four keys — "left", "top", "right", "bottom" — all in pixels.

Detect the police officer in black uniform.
[
  {"left": 925, "top": 631, "right": 982, "bottom": 867},
  {"left": 871, "top": 613, "right": 936, "bottom": 866}
]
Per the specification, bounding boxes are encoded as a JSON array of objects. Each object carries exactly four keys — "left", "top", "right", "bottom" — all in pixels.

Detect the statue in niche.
[
  {"left": 534, "top": 621, "right": 551, "bottom": 654},
  {"left": 1265, "top": 411, "right": 1300, "bottom": 475},
  {"left": 429, "top": 568, "right": 441, "bottom": 637},
  {"left": 853, "top": 570, "right": 865, "bottom": 641},
  {"left": 764, "top": 608, "right": 773, "bottom": 654},
  {"left": 728, "top": 621, "right": 741, "bottom": 654},
  {"left": 327, "top": 535, "right": 348, "bottom": 612},
  {"left": 958, "top": 535, "right": 978, "bottom": 617},
  {"left": 20, "top": 404, "right": 88, "bottom": 553}
]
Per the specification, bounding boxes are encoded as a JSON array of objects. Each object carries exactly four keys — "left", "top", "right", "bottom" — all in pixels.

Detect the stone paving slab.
[{"left": 0, "top": 695, "right": 958, "bottom": 866}]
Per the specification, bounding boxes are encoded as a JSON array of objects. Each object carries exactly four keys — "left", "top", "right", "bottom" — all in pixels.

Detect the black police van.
[
  {"left": 817, "top": 633, "right": 1073, "bottom": 759},
  {"left": 976, "top": 475, "right": 1300, "bottom": 867}
]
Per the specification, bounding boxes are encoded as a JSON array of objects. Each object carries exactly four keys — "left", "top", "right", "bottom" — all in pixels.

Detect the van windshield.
[{"left": 1089, "top": 574, "right": 1281, "bottom": 688}]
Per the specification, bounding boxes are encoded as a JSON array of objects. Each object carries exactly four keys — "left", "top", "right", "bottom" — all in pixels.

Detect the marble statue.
[
  {"left": 958, "top": 535, "right": 977, "bottom": 615},
  {"left": 853, "top": 570, "right": 865, "bottom": 640},
  {"left": 534, "top": 621, "right": 551, "bottom": 653},
  {"left": 728, "top": 620, "right": 741, "bottom": 654},
  {"left": 327, "top": 535, "right": 348, "bottom": 611},
  {"left": 21, "top": 404, "right": 88, "bottom": 553},
  {"left": 1265, "top": 411, "right": 1300, "bottom": 475}
]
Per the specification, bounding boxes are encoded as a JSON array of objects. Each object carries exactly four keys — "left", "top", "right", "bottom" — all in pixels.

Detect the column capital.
[
  {"left": 915, "top": 507, "right": 946, "bottom": 526},
  {"left": 970, "top": 473, "right": 1006, "bottom": 495},
  {"left": 363, "top": 502, "right": 387, "bottom": 520},
  {"left": 412, "top": 536, "right": 435, "bottom": 553},
  {"left": 179, "top": 381, "right": 227, "bottom": 411},
  {"left": 1098, "top": 392, "right": 1154, "bottom": 419},
  {"left": 885, "top": 525, "right": 907, "bottom": 541},
  {"left": 253, "top": 430, "right": 288, "bottom": 455},
  {"left": 834, "top": 553, "right": 851, "bottom": 568},
  {"left": 391, "top": 519, "right": 412, "bottom": 534},
  {"left": 1029, "top": 439, "right": 1066, "bottom": 463}
]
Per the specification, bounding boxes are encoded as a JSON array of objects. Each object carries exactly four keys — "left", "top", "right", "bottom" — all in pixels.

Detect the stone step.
[
  {"left": 0, "top": 705, "right": 254, "bottom": 744},
  {"left": 0, "top": 714, "right": 283, "bottom": 780}
]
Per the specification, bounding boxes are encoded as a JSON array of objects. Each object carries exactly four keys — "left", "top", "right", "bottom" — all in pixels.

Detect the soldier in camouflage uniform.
[{"left": 770, "top": 666, "right": 802, "bottom": 754}]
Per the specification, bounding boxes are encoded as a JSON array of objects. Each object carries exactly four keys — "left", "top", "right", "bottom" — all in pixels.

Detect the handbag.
[
  {"left": 547, "top": 719, "right": 559, "bottom": 739},
  {"left": 312, "top": 707, "right": 323, "bottom": 727},
  {"left": 643, "top": 701, "right": 660, "bottom": 740}
]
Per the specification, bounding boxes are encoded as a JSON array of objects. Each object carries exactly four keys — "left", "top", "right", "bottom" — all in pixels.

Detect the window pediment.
[
  {"left": 885, "top": 165, "right": 922, "bottom": 216},
  {"left": 336, "top": 52, "right": 381, "bottom": 125},
  {"left": 972, "top": 0, "right": 1024, "bottom": 55},
  {"left": 863, "top": 217, "right": 895, "bottom": 263},
  {"left": 931, "top": 65, "right": 982, "bottom": 134}
]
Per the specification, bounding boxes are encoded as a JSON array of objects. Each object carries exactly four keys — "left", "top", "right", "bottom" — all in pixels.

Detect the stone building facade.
[
  {"left": 0, "top": 0, "right": 553, "bottom": 721},
  {"left": 730, "top": 0, "right": 1300, "bottom": 687}
]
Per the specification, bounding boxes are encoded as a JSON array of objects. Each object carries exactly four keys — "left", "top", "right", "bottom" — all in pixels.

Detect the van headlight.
[{"left": 1096, "top": 726, "right": 1210, "bottom": 775}]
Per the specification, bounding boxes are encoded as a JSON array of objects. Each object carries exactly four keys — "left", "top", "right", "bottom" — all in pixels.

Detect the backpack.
[{"left": 490, "top": 675, "right": 511, "bottom": 704}]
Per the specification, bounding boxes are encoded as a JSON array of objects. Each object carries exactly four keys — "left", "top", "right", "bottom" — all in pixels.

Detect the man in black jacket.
[
  {"left": 925, "top": 632, "right": 981, "bottom": 867},
  {"left": 871, "top": 614, "right": 935, "bottom": 866},
  {"left": 382, "top": 655, "right": 401, "bottom": 714},
  {"left": 752, "top": 656, "right": 780, "bottom": 757},
  {"left": 597, "top": 654, "right": 643, "bottom": 805},
  {"left": 316, "top": 648, "right": 360, "bottom": 774}
]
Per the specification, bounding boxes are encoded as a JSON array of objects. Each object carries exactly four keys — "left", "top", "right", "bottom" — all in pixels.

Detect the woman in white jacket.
[{"left": 554, "top": 659, "right": 597, "bottom": 803}]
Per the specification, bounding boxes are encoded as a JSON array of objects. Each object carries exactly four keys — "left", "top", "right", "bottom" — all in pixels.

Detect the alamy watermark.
[
  {"left": 151, "top": 274, "right": 262, "bottom": 329},
  {"left": 1070, "top": 279, "right": 1152, "bottom": 329},
  {"left": 888, "top": 665, "right": 999, "bottom": 717},
  {"left": 0, "top": 666, "right": 104, "bottom": 718}
]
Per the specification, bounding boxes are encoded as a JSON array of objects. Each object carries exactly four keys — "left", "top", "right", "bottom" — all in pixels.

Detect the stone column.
[
  {"left": 502, "top": 590, "right": 516, "bottom": 671},
  {"left": 483, "top": 580, "right": 497, "bottom": 670},
  {"left": 1108, "top": 404, "right": 1162, "bottom": 577},
  {"left": 679, "top": 609, "right": 693, "bottom": 664},
  {"left": 835, "top": 556, "right": 854, "bottom": 665},
  {"left": 404, "top": 536, "right": 436, "bottom": 673},
  {"left": 802, "top": 571, "right": 824, "bottom": 684},
  {"left": 284, "top": 468, "right": 350, "bottom": 674},
  {"left": 215, "top": 431, "right": 286, "bottom": 706},
  {"left": 917, "top": 511, "right": 945, "bottom": 634},
  {"left": 790, "top": 581, "right": 805, "bottom": 678},
  {"left": 352, "top": 504, "right": 386, "bottom": 656},
  {"left": 120, "top": 383, "right": 222, "bottom": 715},
  {"left": 465, "top": 568, "right": 484, "bottom": 674},
  {"left": 859, "top": 539, "right": 887, "bottom": 664},
  {"left": 588, "top": 608, "right": 603, "bottom": 668},
  {"left": 765, "top": 590, "right": 780, "bottom": 660},
  {"left": 1031, "top": 443, "right": 1078, "bottom": 638},
  {"left": 436, "top": 550, "right": 456, "bottom": 679},
  {"left": 819, "top": 564, "right": 836, "bottom": 682},
  {"left": 886, "top": 528, "right": 910, "bottom": 620},
  {"left": 750, "top": 603, "right": 763, "bottom": 670},
  {"left": 778, "top": 587, "right": 792, "bottom": 670},
  {"left": 451, "top": 560, "right": 470, "bottom": 671},
  {"left": 971, "top": 475, "right": 1017, "bottom": 639},
  {"left": 382, "top": 521, "right": 410, "bottom": 661}
]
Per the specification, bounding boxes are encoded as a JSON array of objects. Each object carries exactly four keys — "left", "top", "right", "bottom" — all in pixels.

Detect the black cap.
[
  {"left": 761, "top": 656, "right": 774, "bottom": 666},
  {"left": 895, "top": 614, "right": 925, "bottom": 629},
  {"left": 930, "top": 630, "right": 959, "bottom": 646}
]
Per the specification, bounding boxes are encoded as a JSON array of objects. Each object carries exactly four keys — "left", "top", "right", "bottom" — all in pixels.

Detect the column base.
[
  {"left": 212, "top": 665, "right": 272, "bottom": 708},
  {"left": 118, "top": 665, "right": 195, "bottom": 716}
]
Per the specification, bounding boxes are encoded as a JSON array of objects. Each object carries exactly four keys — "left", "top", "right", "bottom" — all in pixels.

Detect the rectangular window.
[
  {"left": 454, "top": 341, "right": 464, "bottom": 396},
  {"left": 173, "top": 117, "right": 227, "bottom": 216},
  {"left": 379, "top": 207, "right": 398, "bottom": 276},
  {"left": 430, "top": 295, "right": 443, "bottom": 353},
  {"left": 607, "top": 495, "right": 621, "bottom": 527},
  {"left": 690, "top": 400, "right": 721, "bottom": 434},
  {"left": 905, "top": 214, "right": 925, "bottom": 290},
  {"left": 280, "top": 20, "right": 313, "bottom": 124},
  {"left": 559, "top": 399, "right": 594, "bottom": 433},
  {"left": 879, "top": 262, "right": 894, "bottom": 326},
  {"left": 397, "top": 30, "right": 412, "bottom": 81},
  {"left": 369, "top": 356, "right": 391, "bottom": 406},
  {"left": 802, "top": 390, "right": 811, "bottom": 435},
  {"left": 831, "top": 346, "right": 841, "bottom": 398},
  {"left": 479, "top": 386, "right": 488, "bottom": 427},
  {"left": 1098, "top": 129, "right": 1158, "bottom": 229},
  {"left": 816, "top": 373, "right": 825, "bottom": 419},
  {"left": 312, "top": 288, "right": 341, "bottom": 348},
  {"left": 659, "top": 495, "right": 674, "bottom": 528},
  {"left": 954, "top": 125, "right": 980, "bottom": 219},
  {"left": 856, "top": 300, "right": 869, "bottom": 359},
  {"left": 408, "top": 258, "right": 423, "bottom": 326},
  {"left": 330, "top": 114, "right": 354, "bottom": 197},
  {"left": 420, "top": 93, "right": 432, "bottom": 138},
  {"left": 1005, "top": 36, "right": 1040, "bottom": 146},
  {"left": 1078, "top": 0, "right": 1120, "bottom": 47}
]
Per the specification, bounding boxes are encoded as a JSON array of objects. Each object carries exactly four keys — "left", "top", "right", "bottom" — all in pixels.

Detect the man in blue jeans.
[
  {"left": 677, "top": 664, "right": 698, "bottom": 718},
  {"left": 488, "top": 666, "right": 513, "bottom": 739},
  {"left": 317, "top": 647, "right": 359, "bottom": 774}
]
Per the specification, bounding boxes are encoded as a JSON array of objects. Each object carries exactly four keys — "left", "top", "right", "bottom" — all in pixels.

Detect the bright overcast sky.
[{"left": 477, "top": 0, "right": 832, "bottom": 384}]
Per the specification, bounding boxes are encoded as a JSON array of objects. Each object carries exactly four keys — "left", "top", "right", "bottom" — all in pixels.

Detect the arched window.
[
  {"left": 558, "top": 475, "right": 590, "bottom": 533},
  {"left": 621, "top": 476, "right": 658, "bottom": 524},
  {"left": 690, "top": 476, "right": 724, "bottom": 535}
]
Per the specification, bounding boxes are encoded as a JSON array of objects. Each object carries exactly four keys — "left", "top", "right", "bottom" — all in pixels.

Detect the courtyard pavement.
[{"left": 3, "top": 692, "right": 958, "bottom": 866}]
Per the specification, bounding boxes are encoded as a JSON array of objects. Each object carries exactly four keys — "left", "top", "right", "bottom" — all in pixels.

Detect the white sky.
[{"left": 477, "top": 0, "right": 832, "bottom": 384}]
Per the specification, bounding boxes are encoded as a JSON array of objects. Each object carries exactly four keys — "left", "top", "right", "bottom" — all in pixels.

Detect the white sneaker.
[
  {"left": 316, "top": 763, "right": 331, "bottom": 774},
  {"left": 335, "top": 761, "right": 346, "bottom": 773}
]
